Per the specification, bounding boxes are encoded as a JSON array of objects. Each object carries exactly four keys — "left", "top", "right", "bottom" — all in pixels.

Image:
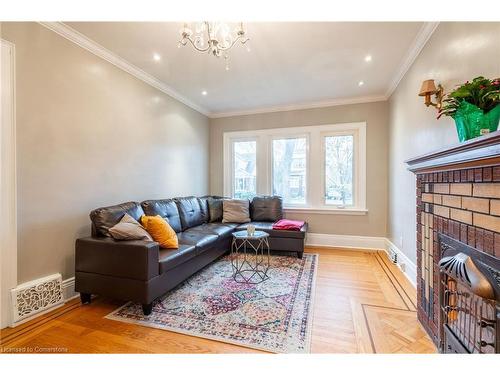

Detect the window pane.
[
  {"left": 325, "top": 135, "right": 354, "bottom": 206},
  {"left": 233, "top": 140, "right": 256, "bottom": 199},
  {"left": 272, "top": 138, "right": 307, "bottom": 204}
]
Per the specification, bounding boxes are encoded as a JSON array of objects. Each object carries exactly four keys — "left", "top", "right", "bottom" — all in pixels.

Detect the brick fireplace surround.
[{"left": 406, "top": 132, "right": 500, "bottom": 350}]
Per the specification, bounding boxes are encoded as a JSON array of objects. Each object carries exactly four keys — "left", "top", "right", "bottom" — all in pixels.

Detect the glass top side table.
[{"left": 231, "top": 230, "right": 270, "bottom": 284}]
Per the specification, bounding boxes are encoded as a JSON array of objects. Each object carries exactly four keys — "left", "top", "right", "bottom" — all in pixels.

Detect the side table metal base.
[{"left": 231, "top": 234, "right": 270, "bottom": 284}]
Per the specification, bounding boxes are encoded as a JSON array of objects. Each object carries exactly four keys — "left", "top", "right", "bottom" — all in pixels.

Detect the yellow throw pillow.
[{"left": 141, "top": 215, "right": 178, "bottom": 249}]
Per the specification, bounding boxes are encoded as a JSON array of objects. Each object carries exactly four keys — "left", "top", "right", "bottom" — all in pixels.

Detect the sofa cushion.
[
  {"left": 251, "top": 196, "right": 283, "bottom": 222},
  {"left": 222, "top": 199, "right": 251, "bottom": 223},
  {"left": 90, "top": 202, "right": 145, "bottom": 237},
  {"left": 108, "top": 213, "right": 153, "bottom": 241},
  {"left": 207, "top": 197, "right": 225, "bottom": 222},
  {"left": 141, "top": 215, "right": 179, "bottom": 249},
  {"left": 159, "top": 244, "right": 197, "bottom": 273},
  {"left": 141, "top": 199, "right": 182, "bottom": 233},
  {"left": 177, "top": 231, "right": 218, "bottom": 252},
  {"left": 198, "top": 196, "right": 210, "bottom": 223},
  {"left": 175, "top": 196, "right": 206, "bottom": 230},
  {"left": 184, "top": 223, "right": 237, "bottom": 239},
  {"left": 236, "top": 221, "right": 307, "bottom": 239}
]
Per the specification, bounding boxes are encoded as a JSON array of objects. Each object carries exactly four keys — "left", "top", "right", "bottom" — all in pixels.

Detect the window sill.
[{"left": 283, "top": 207, "right": 368, "bottom": 215}]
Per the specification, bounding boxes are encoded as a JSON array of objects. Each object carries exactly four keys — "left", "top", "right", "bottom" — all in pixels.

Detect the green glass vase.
[{"left": 453, "top": 102, "right": 500, "bottom": 142}]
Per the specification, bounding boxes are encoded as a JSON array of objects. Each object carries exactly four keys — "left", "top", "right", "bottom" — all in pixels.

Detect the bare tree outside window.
[
  {"left": 233, "top": 141, "right": 256, "bottom": 199},
  {"left": 272, "top": 138, "right": 307, "bottom": 204},
  {"left": 324, "top": 135, "right": 353, "bottom": 206}
]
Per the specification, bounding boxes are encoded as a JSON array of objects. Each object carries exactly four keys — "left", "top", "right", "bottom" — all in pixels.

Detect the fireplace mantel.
[
  {"left": 404, "top": 131, "right": 500, "bottom": 352},
  {"left": 406, "top": 131, "right": 500, "bottom": 173}
]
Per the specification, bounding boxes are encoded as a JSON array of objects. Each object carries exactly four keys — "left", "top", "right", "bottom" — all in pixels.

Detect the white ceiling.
[{"left": 65, "top": 22, "right": 431, "bottom": 117}]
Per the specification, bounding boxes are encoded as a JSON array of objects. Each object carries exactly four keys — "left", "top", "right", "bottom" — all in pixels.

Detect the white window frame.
[
  {"left": 270, "top": 134, "right": 310, "bottom": 208},
  {"left": 223, "top": 122, "right": 367, "bottom": 215},
  {"left": 227, "top": 137, "right": 258, "bottom": 199},
  {"left": 321, "top": 129, "right": 359, "bottom": 209}
]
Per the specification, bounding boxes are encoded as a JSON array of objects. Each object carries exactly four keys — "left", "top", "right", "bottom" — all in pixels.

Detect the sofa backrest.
[
  {"left": 250, "top": 196, "right": 283, "bottom": 222},
  {"left": 175, "top": 196, "right": 207, "bottom": 231},
  {"left": 90, "top": 201, "right": 145, "bottom": 237},
  {"left": 141, "top": 198, "right": 183, "bottom": 233}
]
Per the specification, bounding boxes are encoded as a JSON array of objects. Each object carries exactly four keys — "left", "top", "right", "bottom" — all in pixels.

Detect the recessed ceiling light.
[
  {"left": 358, "top": 81, "right": 364, "bottom": 86},
  {"left": 153, "top": 53, "right": 161, "bottom": 61},
  {"left": 201, "top": 90, "right": 208, "bottom": 96},
  {"left": 364, "top": 55, "right": 372, "bottom": 62}
]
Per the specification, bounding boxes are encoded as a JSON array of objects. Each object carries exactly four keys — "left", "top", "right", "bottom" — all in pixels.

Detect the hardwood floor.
[{"left": 0, "top": 247, "right": 436, "bottom": 354}]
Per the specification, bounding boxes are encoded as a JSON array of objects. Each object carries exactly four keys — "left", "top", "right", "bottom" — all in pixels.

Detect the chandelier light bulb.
[{"left": 364, "top": 55, "right": 372, "bottom": 62}]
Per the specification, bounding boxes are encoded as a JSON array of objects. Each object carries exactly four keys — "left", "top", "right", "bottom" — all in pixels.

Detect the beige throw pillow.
[
  {"left": 222, "top": 199, "right": 251, "bottom": 223},
  {"left": 109, "top": 213, "right": 153, "bottom": 241}
]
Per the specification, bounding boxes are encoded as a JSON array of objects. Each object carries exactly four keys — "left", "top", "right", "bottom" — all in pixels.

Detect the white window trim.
[
  {"left": 270, "top": 133, "right": 309, "bottom": 208},
  {"left": 226, "top": 136, "right": 258, "bottom": 199},
  {"left": 223, "top": 122, "right": 367, "bottom": 214}
]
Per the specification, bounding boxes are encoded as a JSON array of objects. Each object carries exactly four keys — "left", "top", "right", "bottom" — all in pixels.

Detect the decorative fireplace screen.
[{"left": 439, "top": 234, "right": 499, "bottom": 353}]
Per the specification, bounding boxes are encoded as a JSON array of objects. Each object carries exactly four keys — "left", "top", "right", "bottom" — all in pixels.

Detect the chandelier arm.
[
  {"left": 182, "top": 36, "right": 211, "bottom": 53},
  {"left": 216, "top": 35, "right": 250, "bottom": 52}
]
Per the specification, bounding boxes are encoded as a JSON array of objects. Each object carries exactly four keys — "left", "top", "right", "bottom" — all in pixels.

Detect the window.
[
  {"left": 272, "top": 137, "right": 307, "bottom": 205},
  {"left": 223, "top": 122, "right": 366, "bottom": 214},
  {"left": 232, "top": 140, "right": 257, "bottom": 199},
  {"left": 324, "top": 135, "right": 354, "bottom": 206}
]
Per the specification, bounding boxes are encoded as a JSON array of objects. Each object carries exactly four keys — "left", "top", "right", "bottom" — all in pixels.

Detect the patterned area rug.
[{"left": 106, "top": 253, "right": 318, "bottom": 353}]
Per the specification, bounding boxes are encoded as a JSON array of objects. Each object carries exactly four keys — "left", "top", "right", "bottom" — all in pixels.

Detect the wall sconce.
[{"left": 418, "top": 79, "right": 444, "bottom": 109}]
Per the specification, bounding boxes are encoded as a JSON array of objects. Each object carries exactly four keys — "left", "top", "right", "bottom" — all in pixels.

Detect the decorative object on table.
[
  {"left": 437, "top": 76, "right": 500, "bottom": 142},
  {"left": 231, "top": 230, "right": 270, "bottom": 284},
  {"left": 272, "top": 219, "right": 305, "bottom": 231},
  {"left": 419, "top": 79, "right": 444, "bottom": 108},
  {"left": 246, "top": 224, "right": 256, "bottom": 236},
  {"left": 106, "top": 253, "right": 318, "bottom": 353}
]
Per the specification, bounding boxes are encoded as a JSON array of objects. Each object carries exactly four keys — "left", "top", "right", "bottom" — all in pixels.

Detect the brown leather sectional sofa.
[{"left": 75, "top": 196, "right": 307, "bottom": 315}]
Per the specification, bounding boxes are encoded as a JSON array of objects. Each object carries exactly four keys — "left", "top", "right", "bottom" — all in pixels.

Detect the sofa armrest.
[
  {"left": 301, "top": 222, "right": 308, "bottom": 233},
  {"left": 75, "top": 237, "right": 160, "bottom": 281}
]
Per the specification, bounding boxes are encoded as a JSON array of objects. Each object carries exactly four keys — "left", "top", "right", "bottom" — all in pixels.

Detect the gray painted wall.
[
  {"left": 210, "top": 101, "right": 389, "bottom": 236},
  {"left": 388, "top": 22, "right": 500, "bottom": 263},
  {"left": 1, "top": 23, "right": 210, "bottom": 283}
]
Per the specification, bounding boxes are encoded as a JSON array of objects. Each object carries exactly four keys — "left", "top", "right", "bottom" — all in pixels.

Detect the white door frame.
[{"left": 1, "top": 39, "right": 18, "bottom": 329}]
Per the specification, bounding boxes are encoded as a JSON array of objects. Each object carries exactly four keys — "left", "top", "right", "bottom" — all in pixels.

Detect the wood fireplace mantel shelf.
[{"left": 406, "top": 131, "right": 500, "bottom": 173}]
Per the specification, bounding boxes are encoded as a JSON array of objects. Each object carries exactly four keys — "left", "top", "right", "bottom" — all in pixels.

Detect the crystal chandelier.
[{"left": 178, "top": 22, "right": 250, "bottom": 70}]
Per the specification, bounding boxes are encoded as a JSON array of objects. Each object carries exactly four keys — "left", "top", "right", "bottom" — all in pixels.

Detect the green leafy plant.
[{"left": 437, "top": 76, "right": 500, "bottom": 119}]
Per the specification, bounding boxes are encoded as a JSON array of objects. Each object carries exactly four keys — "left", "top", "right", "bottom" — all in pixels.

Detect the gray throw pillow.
[
  {"left": 222, "top": 199, "right": 251, "bottom": 223},
  {"left": 109, "top": 213, "right": 153, "bottom": 241},
  {"left": 207, "top": 197, "right": 224, "bottom": 222},
  {"left": 251, "top": 196, "right": 283, "bottom": 221}
]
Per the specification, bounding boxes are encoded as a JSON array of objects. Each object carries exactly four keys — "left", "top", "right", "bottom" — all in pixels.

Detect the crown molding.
[
  {"left": 39, "top": 21, "right": 437, "bottom": 119},
  {"left": 209, "top": 95, "right": 387, "bottom": 119},
  {"left": 38, "top": 22, "right": 211, "bottom": 117},
  {"left": 385, "top": 22, "right": 439, "bottom": 99}
]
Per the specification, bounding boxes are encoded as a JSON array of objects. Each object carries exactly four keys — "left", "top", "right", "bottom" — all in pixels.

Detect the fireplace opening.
[{"left": 439, "top": 234, "right": 499, "bottom": 353}]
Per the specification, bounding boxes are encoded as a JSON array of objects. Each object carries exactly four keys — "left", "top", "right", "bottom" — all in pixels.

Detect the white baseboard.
[
  {"left": 305, "top": 232, "right": 417, "bottom": 288},
  {"left": 384, "top": 239, "right": 417, "bottom": 288},
  {"left": 62, "top": 277, "right": 78, "bottom": 301},
  {"left": 306, "top": 233, "right": 386, "bottom": 251}
]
